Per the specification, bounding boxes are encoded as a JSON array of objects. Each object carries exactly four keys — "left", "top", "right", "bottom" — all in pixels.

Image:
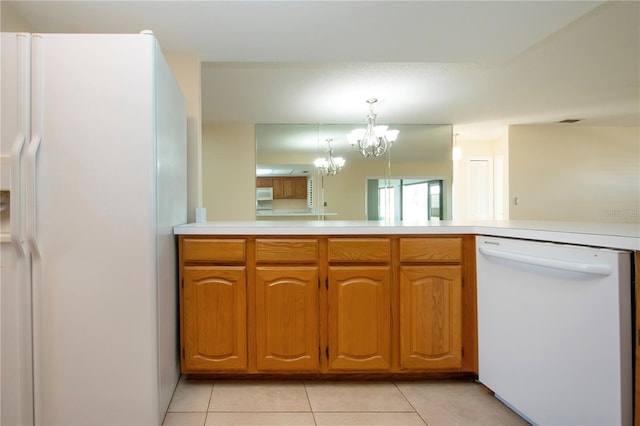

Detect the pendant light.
[
  {"left": 314, "top": 139, "right": 345, "bottom": 176},
  {"left": 347, "top": 99, "right": 399, "bottom": 157}
]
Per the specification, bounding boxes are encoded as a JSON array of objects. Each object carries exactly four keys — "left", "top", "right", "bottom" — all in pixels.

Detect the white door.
[{"left": 466, "top": 157, "right": 493, "bottom": 220}]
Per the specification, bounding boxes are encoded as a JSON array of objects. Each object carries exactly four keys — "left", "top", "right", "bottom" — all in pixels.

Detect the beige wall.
[
  {"left": 0, "top": 2, "right": 34, "bottom": 32},
  {"left": 509, "top": 125, "right": 639, "bottom": 223},
  {"left": 202, "top": 124, "right": 256, "bottom": 220},
  {"left": 164, "top": 52, "right": 202, "bottom": 223}
]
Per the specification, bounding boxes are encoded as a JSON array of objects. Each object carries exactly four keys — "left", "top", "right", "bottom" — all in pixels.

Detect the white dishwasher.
[{"left": 476, "top": 236, "right": 632, "bottom": 426}]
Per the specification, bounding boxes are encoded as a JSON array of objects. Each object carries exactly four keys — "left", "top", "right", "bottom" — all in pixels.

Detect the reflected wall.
[{"left": 256, "top": 124, "right": 453, "bottom": 220}]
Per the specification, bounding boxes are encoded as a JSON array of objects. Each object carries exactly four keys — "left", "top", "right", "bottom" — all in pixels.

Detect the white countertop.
[
  {"left": 174, "top": 220, "right": 640, "bottom": 251},
  {"left": 256, "top": 210, "right": 338, "bottom": 217}
]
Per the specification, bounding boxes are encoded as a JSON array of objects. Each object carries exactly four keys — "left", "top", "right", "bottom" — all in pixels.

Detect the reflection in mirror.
[
  {"left": 367, "top": 178, "right": 443, "bottom": 221},
  {"left": 256, "top": 124, "right": 453, "bottom": 221}
]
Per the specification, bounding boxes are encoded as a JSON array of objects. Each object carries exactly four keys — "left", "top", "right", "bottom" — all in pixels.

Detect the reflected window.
[
  {"left": 402, "top": 181, "right": 429, "bottom": 221},
  {"left": 368, "top": 178, "right": 443, "bottom": 221},
  {"left": 378, "top": 186, "right": 395, "bottom": 221}
]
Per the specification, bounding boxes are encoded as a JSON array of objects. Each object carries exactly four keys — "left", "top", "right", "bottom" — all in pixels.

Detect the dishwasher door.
[{"left": 476, "top": 236, "right": 632, "bottom": 426}]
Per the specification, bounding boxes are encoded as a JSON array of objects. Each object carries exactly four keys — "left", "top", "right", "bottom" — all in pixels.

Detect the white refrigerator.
[{"left": 0, "top": 32, "right": 187, "bottom": 425}]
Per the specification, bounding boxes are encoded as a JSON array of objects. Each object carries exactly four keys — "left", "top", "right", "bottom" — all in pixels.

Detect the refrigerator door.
[
  {"left": 27, "top": 33, "right": 183, "bottom": 425},
  {"left": 1, "top": 32, "right": 34, "bottom": 426}
]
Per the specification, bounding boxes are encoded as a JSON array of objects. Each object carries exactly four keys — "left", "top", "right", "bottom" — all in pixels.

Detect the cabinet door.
[
  {"left": 282, "top": 178, "right": 295, "bottom": 198},
  {"left": 256, "top": 177, "right": 273, "bottom": 188},
  {"left": 182, "top": 266, "right": 247, "bottom": 372},
  {"left": 255, "top": 267, "right": 319, "bottom": 371},
  {"left": 272, "top": 178, "right": 284, "bottom": 199},
  {"left": 399, "top": 265, "right": 462, "bottom": 370},
  {"left": 327, "top": 266, "right": 391, "bottom": 371},
  {"left": 272, "top": 177, "right": 307, "bottom": 199},
  {"left": 291, "top": 177, "right": 308, "bottom": 199}
]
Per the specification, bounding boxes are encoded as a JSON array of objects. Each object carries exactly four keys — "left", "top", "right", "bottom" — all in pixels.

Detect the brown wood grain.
[
  {"left": 327, "top": 265, "right": 392, "bottom": 371},
  {"left": 328, "top": 238, "right": 390, "bottom": 262},
  {"left": 255, "top": 266, "right": 319, "bottom": 371},
  {"left": 255, "top": 238, "right": 318, "bottom": 263},
  {"left": 178, "top": 234, "right": 478, "bottom": 377},
  {"left": 399, "top": 265, "right": 462, "bottom": 370},
  {"left": 181, "top": 266, "right": 247, "bottom": 372},
  {"left": 399, "top": 237, "right": 462, "bottom": 262},
  {"left": 182, "top": 238, "right": 246, "bottom": 263}
]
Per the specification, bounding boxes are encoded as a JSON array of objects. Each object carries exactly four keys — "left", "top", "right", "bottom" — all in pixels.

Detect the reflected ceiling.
[{"left": 256, "top": 124, "right": 452, "bottom": 176}]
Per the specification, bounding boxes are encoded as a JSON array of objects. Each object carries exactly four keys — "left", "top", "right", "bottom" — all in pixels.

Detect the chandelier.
[
  {"left": 347, "top": 98, "right": 399, "bottom": 157},
  {"left": 314, "top": 139, "right": 345, "bottom": 176}
]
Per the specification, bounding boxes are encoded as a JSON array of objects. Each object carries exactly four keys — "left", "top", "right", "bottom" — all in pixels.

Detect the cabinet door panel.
[
  {"left": 400, "top": 265, "right": 462, "bottom": 369},
  {"left": 256, "top": 177, "right": 273, "bottom": 188},
  {"left": 292, "top": 177, "right": 308, "bottom": 199},
  {"left": 271, "top": 177, "right": 307, "bottom": 199},
  {"left": 272, "top": 179, "right": 284, "bottom": 199},
  {"left": 328, "top": 266, "right": 391, "bottom": 371},
  {"left": 256, "top": 267, "right": 319, "bottom": 371},
  {"left": 182, "top": 266, "right": 247, "bottom": 371}
]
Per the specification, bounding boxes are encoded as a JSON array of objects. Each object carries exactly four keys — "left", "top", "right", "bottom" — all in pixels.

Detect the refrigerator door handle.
[
  {"left": 26, "top": 34, "right": 42, "bottom": 261},
  {"left": 478, "top": 245, "right": 612, "bottom": 276},
  {"left": 25, "top": 134, "right": 41, "bottom": 259},
  {"left": 9, "top": 33, "right": 30, "bottom": 259},
  {"left": 10, "top": 133, "right": 27, "bottom": 258}
]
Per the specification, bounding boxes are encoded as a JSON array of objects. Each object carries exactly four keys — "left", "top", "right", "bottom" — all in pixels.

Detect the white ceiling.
[{"left": 5, "top": 0, "right": 640, "bottom": 139}]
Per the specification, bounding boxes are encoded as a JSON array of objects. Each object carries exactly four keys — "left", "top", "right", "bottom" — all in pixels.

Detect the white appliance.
[
  {"left": 476, "top": 236, "right": 632, "bottom": 426},
  {"left": 0, "top": 32, "right": 187, "bottom": 425},
  {"left": 256, "top": 186, "right": 273, "bottom": 201}
]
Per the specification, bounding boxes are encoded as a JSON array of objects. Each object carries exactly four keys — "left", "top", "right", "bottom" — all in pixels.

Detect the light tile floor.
[{"left": 163, "top": 377, "right": 530, "bottom": 426}]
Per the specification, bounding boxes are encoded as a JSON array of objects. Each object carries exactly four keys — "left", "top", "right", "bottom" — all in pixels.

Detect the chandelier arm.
[{"left": 351, "top": 99, "right": 399, "bottom": 158}]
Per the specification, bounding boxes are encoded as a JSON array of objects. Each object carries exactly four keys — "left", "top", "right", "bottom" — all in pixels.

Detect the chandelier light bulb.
[
  {"left": 348, "top": 99, "right": 399, "bottom": 158},
  {"left": 314, "top": 138, "right": 345, "bottom": 176}
]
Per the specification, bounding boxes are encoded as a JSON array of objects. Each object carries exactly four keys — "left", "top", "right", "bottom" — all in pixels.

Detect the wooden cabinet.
[
  {"left": 398, "top": 238, "right": 463, "bottom": 370},
  {"left": 180, "top": 238, "right": 247, "bottom": 372},
  {"left": 182, "top": 266, "right": 247, "bottom": 371},
  {"left": 254, "top": 239, "right": 319, "bottom": 371},
  {"left": 255, "top": 267, "right": 319, "bottom": 371},
  {"left": 256, "top": 177, "right": 273, "bottom": 188},
  {"left": 328, "top": 266, "right": 391, "bottom": 370},
  {"left": 399, "top": 265, "right": 462, "bottom": 369},
  {"left": 271, "top": 177, "right": 307, "bottom": 199},
  {"left": 178, "top": 234, "right": 476, "bottom": 376},
  {"left": 327, "top": 238, "right": 391, "bottom": 371}
]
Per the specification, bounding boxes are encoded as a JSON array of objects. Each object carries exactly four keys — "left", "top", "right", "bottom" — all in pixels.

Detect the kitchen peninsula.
[
  {"left": 174, "top": 220, "right": 639, "bottom": 423},
  {"left": 175, "top": 220, "right": 639, "bottom": 250}
]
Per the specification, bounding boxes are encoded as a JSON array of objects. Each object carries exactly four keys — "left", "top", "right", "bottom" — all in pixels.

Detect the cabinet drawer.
[
  {"left": 328, "top": 238, "right": 390, "bottom": 263},
  {"left": 182, "top": 238, "right": 246, "bottom": 263},
  {"left": 256, "top": 239, "right": 318, "bottom": 263},
  {"left": 399, "top": 238, "right": 462, "bottom": 262}
]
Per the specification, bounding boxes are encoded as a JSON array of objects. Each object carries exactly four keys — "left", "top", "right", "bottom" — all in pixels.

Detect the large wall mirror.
[{"left": 256, "top": 123, "right": 453, "bottom": 221}]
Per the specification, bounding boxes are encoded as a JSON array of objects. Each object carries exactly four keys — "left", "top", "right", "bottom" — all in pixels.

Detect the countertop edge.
[{"left": 173, "top": 221, "right": 640, "bottom": 251}]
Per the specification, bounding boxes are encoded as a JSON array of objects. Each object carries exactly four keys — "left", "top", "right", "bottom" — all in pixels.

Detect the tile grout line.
[
  {"left": 304, "top": 381, "right": 320, "bottom": 426},
  {"left": 202, "top": 380, "right": 215, "bottom": 426},
  {"left": 393, "top": 381, "right": 429, "bottom": 426}
]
